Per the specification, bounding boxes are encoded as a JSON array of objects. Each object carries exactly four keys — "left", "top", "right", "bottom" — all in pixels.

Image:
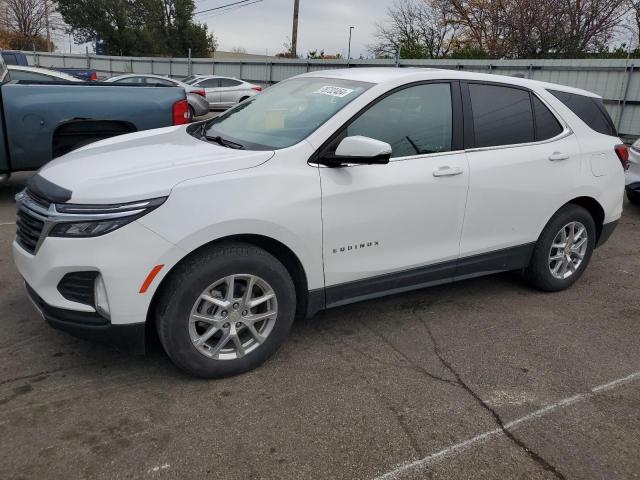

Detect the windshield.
[{"left": 200, "top": 77, "right": 372, "bottom": 150}]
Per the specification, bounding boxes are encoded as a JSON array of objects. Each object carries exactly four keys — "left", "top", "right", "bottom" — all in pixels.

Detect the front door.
[
  {"left": 197, "top": 78, "right": 221, "bottom": 108},
  {"left": 319, "top": 82, "right": 469, "bottom": 306},
  {"left": 218, "top": 78, "right": 244, "bottom": 106}
]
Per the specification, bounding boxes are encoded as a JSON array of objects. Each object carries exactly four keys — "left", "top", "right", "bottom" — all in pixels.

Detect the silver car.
[
  {"left": 183, "top": 75, "right": 262, "bottom": 109},
  {"left": 106, "top": 74, "right": 209, "bottom": 119}
]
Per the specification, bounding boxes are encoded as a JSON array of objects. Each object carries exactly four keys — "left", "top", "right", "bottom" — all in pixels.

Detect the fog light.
[{"left": 94, "top": 274, "right": 110, "bottom": 319}]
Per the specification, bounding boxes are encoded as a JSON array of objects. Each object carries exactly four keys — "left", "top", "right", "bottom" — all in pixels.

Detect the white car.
[
  {"left": 626, "top": 139, "right": 640, "bottom": 205},
  {"left": 13, "top": 68, "right": 625, "bottom": 378},
  {"left": 183, "top": 75, "right": 262, "bottom": 109},
  {"left": 7, "top": 65, "right": 81, "bottom": 82}
]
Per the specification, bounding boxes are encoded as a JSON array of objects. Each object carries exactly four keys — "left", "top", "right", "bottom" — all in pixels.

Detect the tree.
[
  {"left": 370, "top": 0, "right": 458, "bottom": 59},
  {"left": 371, "top": 0, "right": 631, "bottom": 59},
  {"left": 0, "top": 0, "right": 57, "bottom": 50},
  {"left": 54, "top": 0, "right": 217, "bottom": 56}
]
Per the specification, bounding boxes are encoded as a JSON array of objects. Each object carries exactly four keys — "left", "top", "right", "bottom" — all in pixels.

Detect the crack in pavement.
[
  {"left": 417, "top": 314, "right": 567, "bottom": 480},
  {"left": 314, "top": 325, "right": 426, "bottom": 457},
  {"left": 358, "top": 319, "right": 460, "bottom": 388}
]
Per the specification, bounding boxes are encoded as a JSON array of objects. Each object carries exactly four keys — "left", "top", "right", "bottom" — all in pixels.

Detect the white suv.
[
  {"left": 13, "top": 68, "right": 626, "bottom": 378},
  {"left": 626, "top": 138, "right": 640, "bottom": 205}
]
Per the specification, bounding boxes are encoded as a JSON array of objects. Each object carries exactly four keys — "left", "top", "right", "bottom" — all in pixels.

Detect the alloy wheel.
[
  {"left": 548, "top": 221, "right": 588, "bottom": 280},
  {"left": 188, "top": 274, "right": 278, "bottom": 360}
]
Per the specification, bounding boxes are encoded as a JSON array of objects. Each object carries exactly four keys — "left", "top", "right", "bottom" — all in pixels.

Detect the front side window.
[
  {"left": 345, "top": 83, "right": 452, "bottom": 158},
  {"left": 469, "top": 83, "right": 534, "bottom": 148},
  {"left": 202, "top": 77, "right": 371, "bottom": 150},
  {"left": 145, "top": 77, "right": 175, "bottom": 87}
]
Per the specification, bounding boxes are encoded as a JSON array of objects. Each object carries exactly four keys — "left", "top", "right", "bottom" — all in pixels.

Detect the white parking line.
[
  {"left": 373, "top": 370, "right": 640, "bottom": 480},
  {"left": 0, "top": 222, "right": 15, "bottom": 226}
]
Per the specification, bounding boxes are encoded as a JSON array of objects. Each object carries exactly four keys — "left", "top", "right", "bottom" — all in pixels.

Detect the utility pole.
[
  {"left": 347, "top": 26, "right": 354, "bottom": 63},
  {"left": 44, "top": 0, "right": 52, "bottom": 52},
  {"left": 291, "top": 0, "right": 299, "bottom": 57}
]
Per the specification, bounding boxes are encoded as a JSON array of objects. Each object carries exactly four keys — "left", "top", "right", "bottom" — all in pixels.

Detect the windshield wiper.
[{"left": 204, "top": 134, "right": 245, "bottom": 150}]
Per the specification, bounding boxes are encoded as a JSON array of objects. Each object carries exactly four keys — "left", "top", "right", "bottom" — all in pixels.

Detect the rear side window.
[
  {"left": 532, "top": 95, "right": 563, "bottom": 140},
  {"left": 199, "top": 78, "right": 220, "bottom": 88},
  {"left": 219, "top": 78, "right": 242, "bottom": 87},
  {"left": 548, "top": 90, "right": 616, "bottom": 136},
  {"left": 468, "top": 83, "right": 534, "bottom": 148},
  {"left": 9, "top": 70, "right": 59, "bottom": 82}
]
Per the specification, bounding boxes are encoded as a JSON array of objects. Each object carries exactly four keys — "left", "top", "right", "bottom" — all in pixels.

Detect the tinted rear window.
[
  {"left": 468, "top": 83, "right": 534, "bottom": 148},
  {"left": 2, "top": 53, "right": 18, "bottom": 65},
  {"left": 549, "top": 90, "right": 616, "bottom": 136},
  {"left": 532, "top": 95, "right": 563, "bottom": 140}
]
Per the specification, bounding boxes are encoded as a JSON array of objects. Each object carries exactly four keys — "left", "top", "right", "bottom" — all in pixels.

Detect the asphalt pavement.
[{"left": 1, "top": 172, "right": 639, "bottom": 480}]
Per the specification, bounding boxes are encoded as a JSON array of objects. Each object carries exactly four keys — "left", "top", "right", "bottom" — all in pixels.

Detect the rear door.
[
  {"left": 319, "top": 81, "right": 469, "bottom": 305},
  {"left": 458, "top": 81, "right": 581, "bottom": 275}
]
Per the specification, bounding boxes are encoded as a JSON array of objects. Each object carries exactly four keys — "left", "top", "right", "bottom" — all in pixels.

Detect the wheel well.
[
  {"left": 52, "top": 120, "right": 136, "bottom": 158},
  {"left": 567, "top": 196, "right": 605, "bottom": 239},
  {"left": 148, "top": 234, "right": 310, "bottom": 329}
]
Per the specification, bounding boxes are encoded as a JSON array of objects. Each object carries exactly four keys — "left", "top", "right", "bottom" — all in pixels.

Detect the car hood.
[{"left": 37, "top": 126, "right": 274, "bottom": 204}]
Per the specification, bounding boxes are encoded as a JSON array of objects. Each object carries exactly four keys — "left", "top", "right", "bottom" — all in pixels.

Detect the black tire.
[
  {"left": 627, "top": 189, "right": 640, "bottom": 206},
  {"left": 188, "top": 106, "right": 195, "bottom": 122},
  {"left": 525, "top": 204, "right": 596, "bottom": 292},
  {"left": 155, "top": 242, "right": 296, "bottom": 378}
]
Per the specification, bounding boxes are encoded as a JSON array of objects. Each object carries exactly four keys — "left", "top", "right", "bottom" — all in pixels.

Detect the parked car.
[
  {"left": 106, "top": 74, "right": 209, "bottom": 118},
  {"left": 183, "top": 75, "right": 262, "bottom": 109},
  {"left": 0, "top": 51, "right": 189, "bottom": 178},
  {"left": 8, "top": 65, "right": 81, "bottom": 83},
  {"left": 14, "top": 68, "right": 625, "bottom": 378},
  {"left": 626, "top": 139, "right": 640, "bottom": 205},
  {"left": 51, "top": 67, "right": 99, "bottom": 81},
  {"left": 1, "top": 50, "right": 28, "bottom": 66}
]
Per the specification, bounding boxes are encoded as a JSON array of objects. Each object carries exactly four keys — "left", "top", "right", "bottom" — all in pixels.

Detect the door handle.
[
  {"left": 433, "top": 166, "right": 463, "bottom": 177},
  {"left": 549, "top": 152, "right": 570, "bottom": 161}
]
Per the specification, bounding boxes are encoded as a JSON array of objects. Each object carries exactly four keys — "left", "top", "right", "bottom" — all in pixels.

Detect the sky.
[{"left": 195, "top": 0, "right": 391, "bottom": 58}]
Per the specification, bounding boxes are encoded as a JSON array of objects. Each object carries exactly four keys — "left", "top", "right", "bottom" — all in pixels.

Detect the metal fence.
[{"left": 22, "top": 51, "right": 640, "bottom": 138}]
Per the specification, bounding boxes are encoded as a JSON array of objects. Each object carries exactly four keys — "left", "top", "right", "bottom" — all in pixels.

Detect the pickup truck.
[{"left": 0, "top": 52, "right": 189, "bottom": 178}]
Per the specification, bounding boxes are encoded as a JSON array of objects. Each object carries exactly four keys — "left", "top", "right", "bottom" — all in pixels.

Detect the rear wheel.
[
  {"left": 188, "top": 105, "right": 195, "bottom": 122},
  {"left": 525, "top": 205, "right": 596, "bottom": 292},
  {"left": 156, "top": 243, "right": 296, "bottom": 378},
  {"left": 627, "top": 189, "right": 640, "bottom": 206}
]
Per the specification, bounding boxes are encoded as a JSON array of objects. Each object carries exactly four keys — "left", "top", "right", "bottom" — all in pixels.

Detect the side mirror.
[{"left": 319, "top": 136, "right": 392, "bottom": 167}]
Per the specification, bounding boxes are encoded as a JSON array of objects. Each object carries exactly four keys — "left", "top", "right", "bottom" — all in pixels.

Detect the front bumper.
[
  {"left": 13, "top": 220, "right": 184, "bottom": 326},
  {"left": 26, "top": 283, "right": 146, "bottom": 354}
]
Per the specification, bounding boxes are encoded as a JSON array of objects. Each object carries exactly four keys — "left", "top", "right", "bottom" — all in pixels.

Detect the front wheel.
[
  {"left": 627, "top": 189, "right": 640, "bottom": 206},
  {"left": 525, "top": 205, "right": 596, "bottom": 292},
  {"left": 156, "top": 243, "right": 296, "bottom": 378}
]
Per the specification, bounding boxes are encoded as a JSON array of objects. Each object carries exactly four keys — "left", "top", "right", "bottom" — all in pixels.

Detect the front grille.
[
  {"left": 16, "top": 208, "right": 45, "bottom": 254},
  {"left": 15, "top": 188, "right": 52, "bottom": 255},
  {"left": 57, "top": 272, "right": 98, "bottom": 307}
]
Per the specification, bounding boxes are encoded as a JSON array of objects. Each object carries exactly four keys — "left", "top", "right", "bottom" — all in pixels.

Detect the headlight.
[{"left": 49, "top": 197, "right": 166, "bottom": 238}]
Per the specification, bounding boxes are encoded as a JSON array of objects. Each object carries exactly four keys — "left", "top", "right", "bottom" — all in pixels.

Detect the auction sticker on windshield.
[{"left": 314, "top": 86, "right": 355, "bottom": 98}]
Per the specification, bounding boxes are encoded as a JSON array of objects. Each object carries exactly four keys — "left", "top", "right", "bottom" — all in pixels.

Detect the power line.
[
  {"left": 198, "top": 0, "right": 264, "bottom": 19},
  {"left": 194, "top": 0, "right": 254, "bottom": 15}
]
